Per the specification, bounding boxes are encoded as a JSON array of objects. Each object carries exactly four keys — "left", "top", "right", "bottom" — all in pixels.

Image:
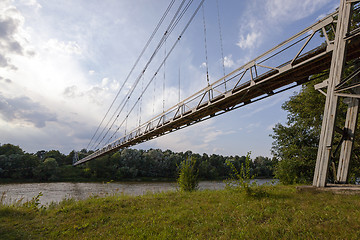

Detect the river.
[{"left": 0, "top": 179, "right": 276, "bottom": 206}]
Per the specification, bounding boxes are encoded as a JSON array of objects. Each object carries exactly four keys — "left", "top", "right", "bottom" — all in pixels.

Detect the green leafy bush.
[{"left": 177, "top": 157, "right": 199, "bottom": 192}]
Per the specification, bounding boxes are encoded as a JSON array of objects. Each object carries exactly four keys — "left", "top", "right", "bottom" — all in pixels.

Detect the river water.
[{"left": 0, "top": 179, "right": 275, "bottom": 206}]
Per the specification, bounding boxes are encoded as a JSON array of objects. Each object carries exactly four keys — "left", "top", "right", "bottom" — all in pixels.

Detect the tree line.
[{"left": 0, "top": 143, "right": 277, "bottom": 182}]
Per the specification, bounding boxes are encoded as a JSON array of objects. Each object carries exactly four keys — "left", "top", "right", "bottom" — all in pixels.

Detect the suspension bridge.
[{"left": 74, "top": 0, "right": 360, "bottom": 187}]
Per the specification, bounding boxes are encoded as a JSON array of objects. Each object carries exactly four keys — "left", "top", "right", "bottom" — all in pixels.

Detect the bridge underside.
[{"left": 75, "top": 8, "right": 360, "bottom": 166}]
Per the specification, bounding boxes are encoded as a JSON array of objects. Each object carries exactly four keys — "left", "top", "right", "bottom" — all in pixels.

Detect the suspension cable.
[
  {"left": 216, "top": 0, "right": 226, "bottom": 90},
  {"left": 125, "top": 101, "right": 128, "bottom": 136},
  {"left": 153, "top": 75, "right": 156, "bottom": 115},
  {"left": 179, "top": 67, "right": 181, "bottom": 102},
  {"left": 202, "top": 4, "right": 210, "bottom": 86},
  {"left": 163, "top": 39, "right": 166, "bottom": 112},
  {"left": 139, "top": 74, "right": 144, "bottom": 127}
]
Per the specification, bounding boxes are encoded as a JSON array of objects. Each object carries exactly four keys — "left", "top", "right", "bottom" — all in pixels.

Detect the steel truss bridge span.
[{"left": 75, "top": 8, "right": 360, "bottom": 166}]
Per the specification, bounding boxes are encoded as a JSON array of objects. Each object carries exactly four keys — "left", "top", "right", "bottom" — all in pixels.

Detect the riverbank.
[{"left": 1, "top": 185, "right": 360, "bottom": 239}]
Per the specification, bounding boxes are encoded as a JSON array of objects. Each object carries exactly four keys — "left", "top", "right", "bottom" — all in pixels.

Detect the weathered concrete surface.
[{"left": 297, "top": 184, "right": 360, "bottom": 195}]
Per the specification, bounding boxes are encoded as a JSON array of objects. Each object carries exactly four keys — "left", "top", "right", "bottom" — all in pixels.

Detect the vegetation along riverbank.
[{"left": 1, "top": 185, "right": 360, "bottom": 239}]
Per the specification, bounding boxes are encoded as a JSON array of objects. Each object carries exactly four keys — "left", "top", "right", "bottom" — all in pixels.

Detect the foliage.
[
  {"left": 0, "top": 143, "right": 276, "bottom": 183},
  {"left": 271, "top": 76, "right": 329, "bottom": 184},
  {"left": 0, "top": 144, "right": 23, "bottom": 155},
  {"left": 34, "top": 158, "right": 59, "bottom": 181},
  {"left": 177, "top": 157, "right": 199, "bottom": 192}
]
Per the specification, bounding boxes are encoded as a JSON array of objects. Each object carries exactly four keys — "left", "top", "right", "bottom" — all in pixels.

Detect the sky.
[{"left": 0, "top": 0, "right": 340, "bottom": 158}]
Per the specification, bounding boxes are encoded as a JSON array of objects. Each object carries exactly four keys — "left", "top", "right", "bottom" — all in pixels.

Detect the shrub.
[{"left": 177, "top": 157, "right": 199, "bottom": 192}]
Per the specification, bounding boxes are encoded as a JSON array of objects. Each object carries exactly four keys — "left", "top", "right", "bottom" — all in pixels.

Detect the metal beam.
[
  {"left": 337, "top": 61, "right": 360, "bottom": 183},
  {"left": 313, "top": 0, "right": 352, "bottom": 187}
]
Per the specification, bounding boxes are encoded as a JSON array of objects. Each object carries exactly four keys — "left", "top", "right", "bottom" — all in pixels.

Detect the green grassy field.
[{"left": 1, "top": 185, "right": 360, "bottom": 239}]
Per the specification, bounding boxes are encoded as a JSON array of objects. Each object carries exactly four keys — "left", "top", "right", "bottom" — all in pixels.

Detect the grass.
[{"left": 1, "top": 185, "right": 360, "bottom": 239}]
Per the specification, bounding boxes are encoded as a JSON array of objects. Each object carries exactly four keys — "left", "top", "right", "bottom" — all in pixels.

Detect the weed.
[
  {"left": 0, "top": 191, "right": 5, "bottom": 205},
  {"left": 22, "top": 192, "right": 44, "bottom": 211},
  {"left": 225, "top": 152, "right": 255, "bottom": 192}
]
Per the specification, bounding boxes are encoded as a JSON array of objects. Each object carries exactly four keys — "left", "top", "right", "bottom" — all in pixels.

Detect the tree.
[
  {"left": 44, "top": 150, "right": 66, "bottom": 166},
  {"left": 34, "top": 158, "right": 59, "bottom": 181},
  {"left": 253, "top": 156, "right": 276, "bottom": 178},
  {"left": 0, "top": 143, "right": 23, "bottom": 155},
  {"left": 271, "top": 76, "right": 327, "bottom": 184}
]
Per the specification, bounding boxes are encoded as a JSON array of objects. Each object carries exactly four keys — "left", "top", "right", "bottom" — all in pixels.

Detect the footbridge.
[{"left": 75, "top": 0, "right": 360, "bottom": 188}]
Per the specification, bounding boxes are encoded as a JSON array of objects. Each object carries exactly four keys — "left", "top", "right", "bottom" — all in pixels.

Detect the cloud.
[
  {"left": 0, "top": 93, "right": 57, "bottom": 128},
  {"left": 63, "top": 85, "right": 81, "bottom": 98},
  {"left": 266, "top": 0, "right": 331, "bottom": 22},
  {"left": 237, "top": 31, "right": 262, "bottom": 49},
  {"left": 63, "top": 84, "right": 110, "bottom": 106},
  {"left": 236, "top": 0, "right": 334, "bottom": 52},
  {"left": 204, "top": 128, "right": 236, "bottom": 143},
  {"left": 0, "top": 76, "right": 12, "bottom": 83},
  {"left": 223, "top": 54, "right": 234, "bottom": 68},
  {"left": 101, "top": 77, "right": 109, "bottom": 87},
  {"left": 45, "top": 39, "right": 82, "bottom": 55},
  {"left": 19, "top": 0, "right": 42, "bottom": 10},
  {"left": 0, "top": 3, "right": 28, "bottom": 70}
]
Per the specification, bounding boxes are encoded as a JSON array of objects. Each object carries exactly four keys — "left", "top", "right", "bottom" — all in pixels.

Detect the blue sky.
[{"left": 0, "top": 0, "right": 339, "bottom": 157}]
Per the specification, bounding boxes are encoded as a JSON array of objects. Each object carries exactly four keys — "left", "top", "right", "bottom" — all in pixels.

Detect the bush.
[{"left": 177, "top": 157, "right": 199, "bottom": 192}]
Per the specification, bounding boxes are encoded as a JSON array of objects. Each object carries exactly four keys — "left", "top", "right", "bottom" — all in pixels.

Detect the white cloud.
[
  {"left": 45, "top": 39, "right": 82, "bottom": 55},
  {"left": 204, "top": 128, "right": 236, "bottom": 143},
  {"left": 89, "top": 70, "right": 95, "bottom": 75},
  {"left": 19, "top": 0, "right": 42, "bottom": 10},
  {"left": 266, "top": 0, "right": 331, "bottom": 22},
  {"left": 237, "top": 31, "right": 262, "bottom": 49},
  {"left": 101, "top": 77, "right": 109, "bottom": 87},
  {"left": 223, "top": 54, "right": 234, "bottom": 68},
  {"left": 236, "top": 0, "right": 334, "bottom": 53},
  {"left": 110, "top": 79, "right": 120, "bottom": 91}
]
